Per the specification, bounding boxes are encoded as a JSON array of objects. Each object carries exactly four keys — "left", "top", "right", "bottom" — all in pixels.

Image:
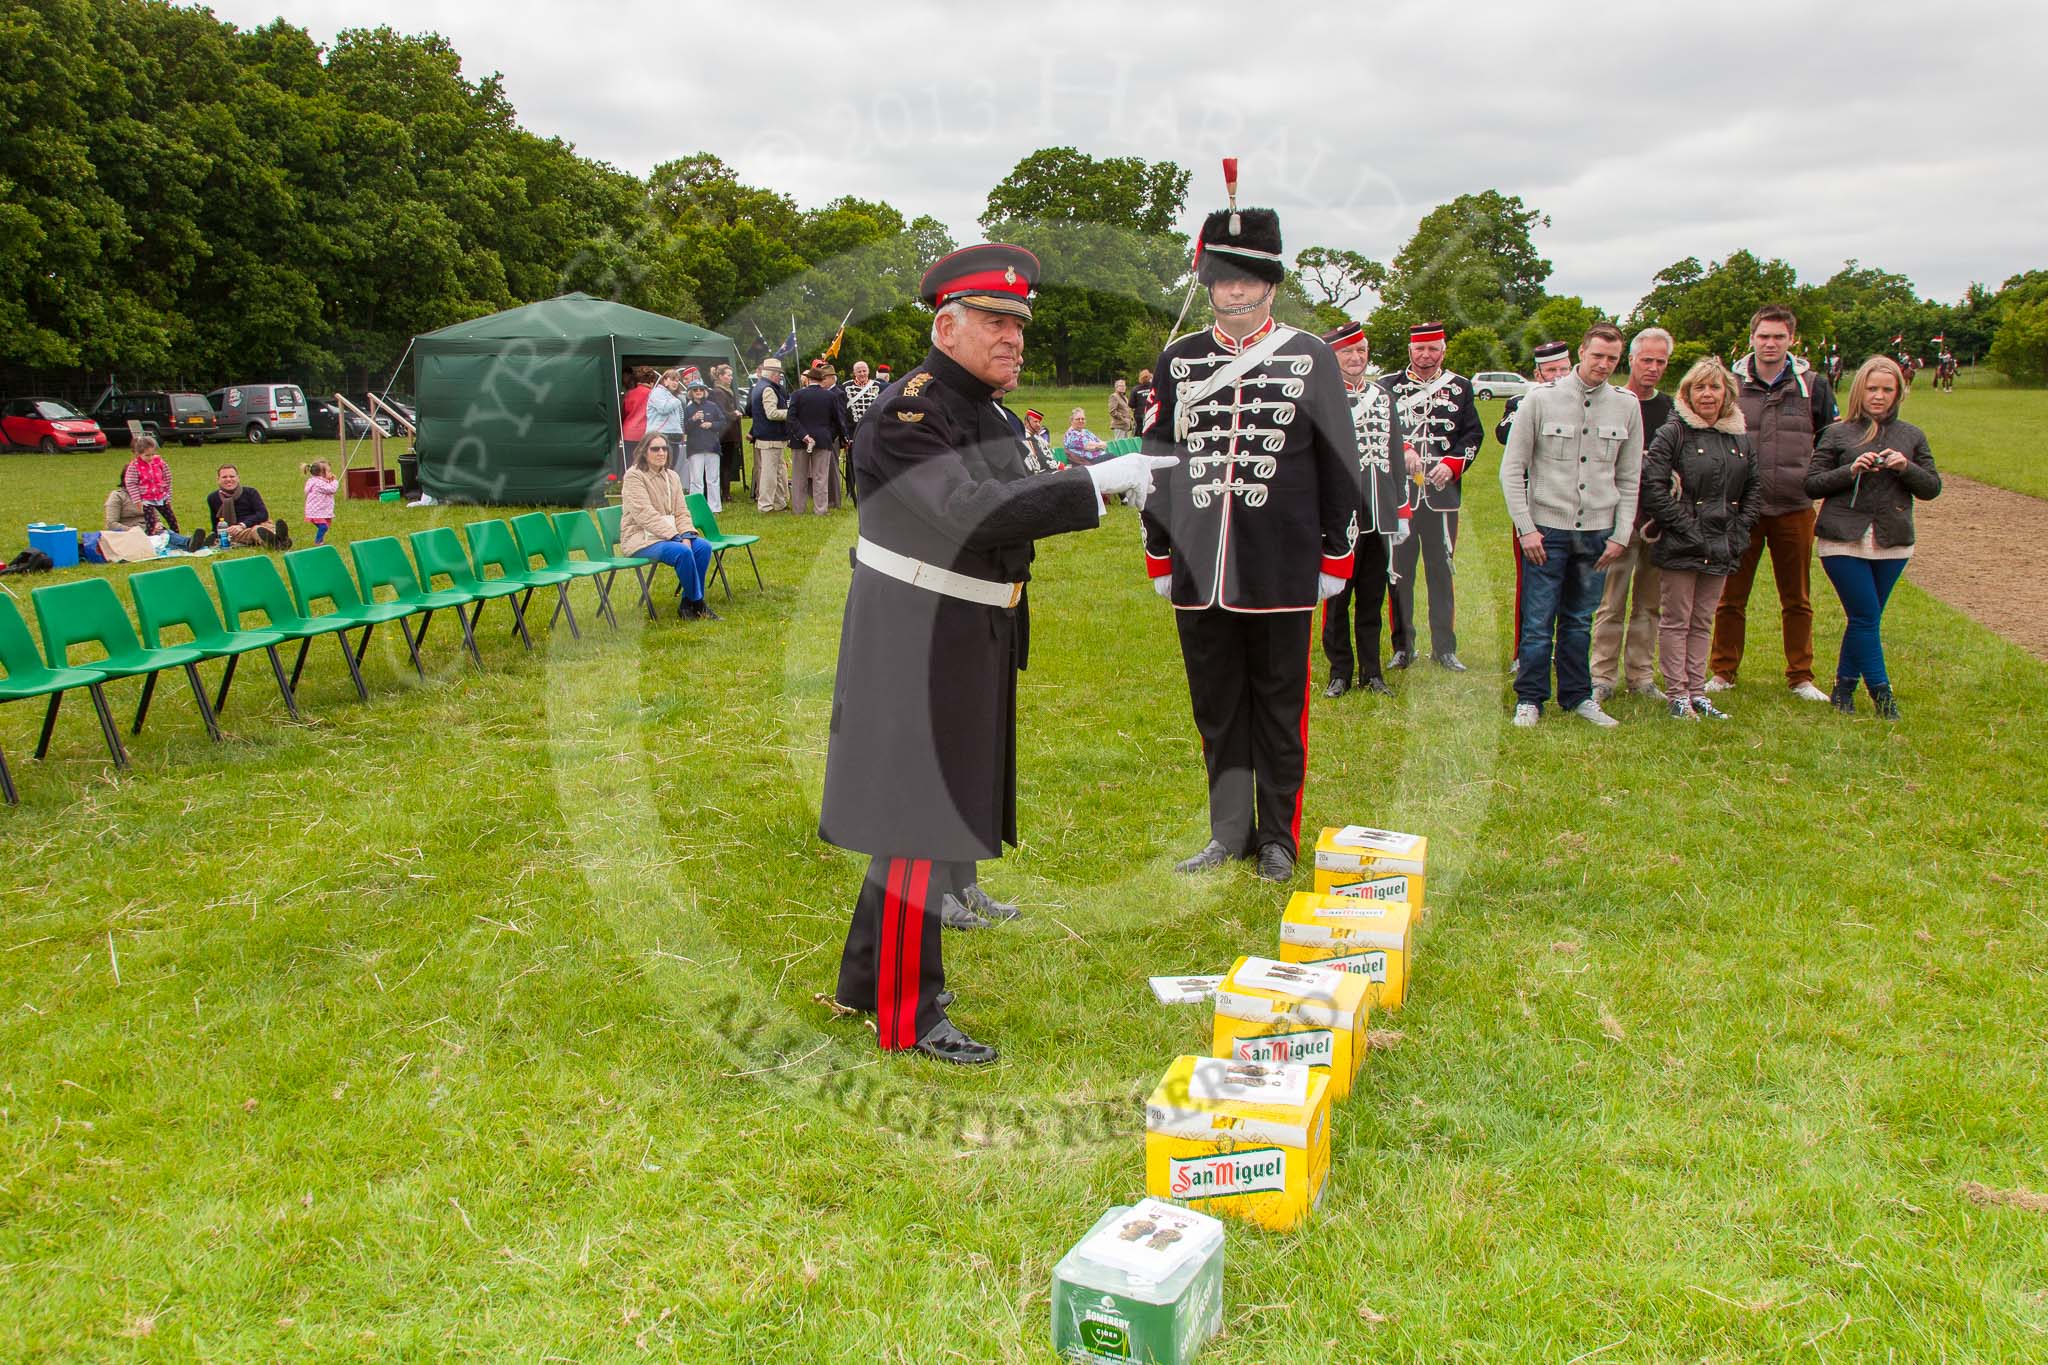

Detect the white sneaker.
[
  {"left": 1512, "top": 703, "right": 1539, "bottom": 728},
  {"left": 1790, "top": 681, "right": 1830, "bottom": 702},
  {"left": 1591, "top": 682, "right": 1614, "bottom": 703},
  {"left": 1571, "top": 699, "right": 1621, "bottom": 728},
  {"left": 1704, "top": 675, "right": 1735, "bottom": 693}
]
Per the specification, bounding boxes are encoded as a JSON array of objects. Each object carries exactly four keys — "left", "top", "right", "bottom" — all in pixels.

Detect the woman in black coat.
[
  {"left": 1805, "top": 356, "right": 1941, "bottom": 718},
  {"left": 1641, "top": 358, "right": 1762, "bottom": 720}
]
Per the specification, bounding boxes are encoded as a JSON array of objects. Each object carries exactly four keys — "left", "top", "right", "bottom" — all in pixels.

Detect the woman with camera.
[
  {"left": 1641, "top": 358, "right": 1761, "bottom": 721},
  {"left": 1805, "top": 356, "right": 1941, "bottom": 719}
]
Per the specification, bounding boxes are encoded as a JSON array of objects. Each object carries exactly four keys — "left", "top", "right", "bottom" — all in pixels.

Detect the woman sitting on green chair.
[{"left": 620, "top": 433, "right": 719, "bottom": 621}]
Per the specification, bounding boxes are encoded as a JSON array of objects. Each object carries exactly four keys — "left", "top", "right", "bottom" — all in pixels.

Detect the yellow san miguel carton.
[
  {"left": 1312, "top": 824, "right": 1427, "bottom": 912},
  {"left": 1278, "top": 892, "right": 1414, "bottom": 1010},
  {"left": 1210, "top": 955, "right": 1370, "bottom": 1101},
  {"left": 1144, "top": 1055, "right": 1331, "bottom": 1233}
]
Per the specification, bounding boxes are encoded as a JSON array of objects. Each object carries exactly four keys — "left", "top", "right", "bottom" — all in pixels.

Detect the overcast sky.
[{"left": 213, "top": 0, "right": 2043, "bottom": 316}]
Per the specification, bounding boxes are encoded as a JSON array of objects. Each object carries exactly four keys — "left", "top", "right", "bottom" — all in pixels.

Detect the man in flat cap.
[
  {"left": 820, "top": 244, "right": 1173, "bottom": 1064},
  {"left": 1141, "top": 166, "right": 1361, "bottom": 883},
  {"left": 1383, "top": 321, "right": 1484, "bottom": 672},
  {"left": 1318, "top": 321, "right": 1408, "bottom": 700}
]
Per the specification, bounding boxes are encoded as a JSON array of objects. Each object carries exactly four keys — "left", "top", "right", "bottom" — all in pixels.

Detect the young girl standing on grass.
[{"left": 303, "top": 459, "right": 339, "bottom": 543}]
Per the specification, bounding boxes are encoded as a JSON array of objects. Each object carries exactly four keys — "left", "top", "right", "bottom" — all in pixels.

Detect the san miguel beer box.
[
  {"left": 1312, "top": 825, "right": 1427, "bottom": 910},
  {"left": 1210, "top": 956, "right": 1370, "bottom": 1101},
  {"left": 1050, "top": 1199, "right": 1225, "bottom": 1365},
  {"left": 1144, "top": 1055, "right": 1331, "bottom": 1233},
  {"left": 1277, "top": 892, "right": 1414, "bottom": 1010}
]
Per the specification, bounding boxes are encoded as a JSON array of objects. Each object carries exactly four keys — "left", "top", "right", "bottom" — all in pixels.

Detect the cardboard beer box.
[
  {"left": 1277, "top": 891, "right": 1414, "bottom": 1010},
  {"left": 1210, "top": 956, "right": 1371, "bottom": 1101},
  {"left": 1312, "top": 824, "right": 1427, "bottom": 911},
  {"left": 1050, "top": 1199, "right": 1225, "bottom": 1365},
  {"left": 1144, "top": 1055, "right": 1331, "bottom": 1232}
]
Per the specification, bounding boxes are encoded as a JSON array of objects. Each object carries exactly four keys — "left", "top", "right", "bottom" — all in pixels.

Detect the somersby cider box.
[
  {"left": 1144, "top": 1056, "right": 1331, "bottom": 1233},
  {"left": 1210, "top": 955, "right": 1370, "bottom": 1101},
  {"left": 1312, "top": 824, "right": 1427, "bottom": 911},
  {"left": 1277, "top": 891, "right": 1415, "bottom": 1010}
]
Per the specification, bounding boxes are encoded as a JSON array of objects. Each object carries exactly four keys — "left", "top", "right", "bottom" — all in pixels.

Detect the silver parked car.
[
  {"left": 1470, "top": 371, "right": 1531, "bottom": 401},
  {"left": 209, "top": 383, "right": 313, "bottom": 443}
]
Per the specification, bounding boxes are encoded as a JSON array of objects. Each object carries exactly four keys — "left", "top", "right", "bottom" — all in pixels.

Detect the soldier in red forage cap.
[
  {"left": 819, "top": 244, "right": 1173, "bottom": 1064},
  {"left": 1318, "top": 321, "right": 1409, "bottom": 699}
]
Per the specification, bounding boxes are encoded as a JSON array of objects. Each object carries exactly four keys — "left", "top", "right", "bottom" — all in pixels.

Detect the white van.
[{"left": 208, "top": 384, "right": 313, "bottom": 443}]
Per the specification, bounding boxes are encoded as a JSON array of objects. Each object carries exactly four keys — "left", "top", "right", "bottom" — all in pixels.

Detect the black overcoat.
[{"left": 818, "top": 348, "right": 1101, "bottom": 861}]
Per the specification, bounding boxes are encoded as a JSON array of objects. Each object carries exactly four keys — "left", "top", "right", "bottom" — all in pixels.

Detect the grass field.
[{"left": 2, "top": 389, "right": 2046, "bottom": 1360}]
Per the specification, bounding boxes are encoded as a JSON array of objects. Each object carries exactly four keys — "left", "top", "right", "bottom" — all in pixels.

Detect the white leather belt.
[{"left": 855, "top": 537, "right": 1022, "bottom": 608}]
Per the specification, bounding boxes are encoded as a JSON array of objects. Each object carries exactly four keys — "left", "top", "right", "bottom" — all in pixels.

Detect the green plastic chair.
[
  {"left": 31, "top": 578, "right": 222, "bottom": 744},
  {"left": 410, "top": 527, "right": 534, "bottom": 652},
  {"left": 685, "top": 494, "right": 763, "bottom": 601},
  {"left": 553, "top": 509, "right": 650, "bottom": 623},
  {"left": 1105, "top": 437, "right": 1143, "bottom": 456},
  {"left": 212, "top": 555, "right": 369, "bottom": 702},
  {"left": 352, "top": 535, "right": 482, "bottom": 671},
  {"left": 284, "top": 544, "right": 426, "bottom": 681},
  {"left": 0, "top": 592, "right": 127, "bottom": 804},
  {"left": 511, "top": 511, "right": 613, "bottom": 630},
  {"left": 591, "top": 505, "right": 656, "bottom": 620},
  {"left": 130, "top": 564, "right": 301, "bottom": 722},
  {"left": 465, "top": 519, "right": 579, "bottom": 641}
]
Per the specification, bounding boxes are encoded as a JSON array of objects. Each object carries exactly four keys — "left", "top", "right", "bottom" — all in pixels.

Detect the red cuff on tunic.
[
  {"left": 1144, "top": 550, "right": 1172, "bottom": 579},
  {"left": 1320, "top": 552, "right": 1355, "bottom": 579},
  {"left": 1440, "top": 456, "right": 1468, "bottom": 479}
]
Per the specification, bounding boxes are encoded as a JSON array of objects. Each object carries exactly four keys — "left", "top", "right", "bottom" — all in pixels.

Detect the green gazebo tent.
[{"left": 412, "top": 293, "right": 741, "bottom": 506}]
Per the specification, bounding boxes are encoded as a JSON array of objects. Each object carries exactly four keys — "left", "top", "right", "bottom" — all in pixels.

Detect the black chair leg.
[
  {"left": 715, "top": 551, "right": 734, "bottom": 601},
  {"left": 746, "top": 545, "right": 763, "bottom": 589},
  {"left": 87, "top": 683, "right": 128, "bottom": 768},
  {"left": 213, "top": 653, "right": 239, "bottom": 714},
  {"left": 397, "top": 617, "right": 426, "bottom": 679},
  {"left": 415, "top": 609, "right": 435, "bottom": 653},
  {"left": 35, "top": 693, "right": 61, "bottom": 759},
  {"left": 632, "top": 564, "right": 656, "bottom": 620},
  {"left": 132, "top": 672, "right": 158, "bottom": 735},
  {"left": 184, "top": 663, "right": 224, "bottom": 742},
  {"left": 0, "top": 742, "right": 15, "bottom": 806},
  {"left": 506, "top": 595, "right": 534, "bottom": 651},
  {"left": 457, "top": 602, "right": 483, "bottom": 670},
  {"left": 336, "top": 632, "right": 369, "bottom": 701},
  {"left": 593, "top": 573, "right": 618, "bottom": 629},
  {"left": 552, "top": 584, "right": 580, "bottom": 639},
  {"left": 264, "top": 644, "right": 302, "bottom": 721},
  {"left": 289, "top": 637, "right": 311, "bottom": 694},
  {"left": 353, "top": 623, "right": 375, "bottom": 667}
]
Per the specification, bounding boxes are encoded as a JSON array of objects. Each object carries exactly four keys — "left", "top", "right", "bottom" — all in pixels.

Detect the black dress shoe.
[
  {"left": 1254, "top": 843, "right": 1296, "bottom": 883},
  {"left": 913, "top": 1018, "right": 998, "bottom": 1065},
  {"left": 1389, "top": 650, "right": 1414, "bottom": 670},
  {"left": 697, "top": 603, "right": 721, "bottom": 621},
  {"left": 1433, "top": 652, "right": 1468, "bottom": 672},
  {"left": 939, "top": 893, "right": 991, "bottom": 930},
  {"left": 1323, "top": 676, "right": 1351, "bottom": 699},
  {"left": 960, "top": 883, "right": 1020, "bottom": 922},
  {"left": 1174, "top": 839, "right": 1234, "bottom": 874},
  {"left": 1362, "top": 677, "right": 1394, "bottom": 696}
]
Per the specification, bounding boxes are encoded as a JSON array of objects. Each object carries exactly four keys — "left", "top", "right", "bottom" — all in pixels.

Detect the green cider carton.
[{"left": 1051, "top": 1200, "right": 1225, "bottom": 1364}]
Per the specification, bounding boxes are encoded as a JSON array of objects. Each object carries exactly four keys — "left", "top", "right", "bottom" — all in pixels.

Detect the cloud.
[{"left": 210, "top": 0, "right": 2047, "bottom": 313}]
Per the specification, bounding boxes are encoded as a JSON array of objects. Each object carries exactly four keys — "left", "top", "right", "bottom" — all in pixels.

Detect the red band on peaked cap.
[
  {"left": 1024, "top": 409, "right": 1043, "bottom": 421},
  {"left": 1409, "top": 326, "right": 1446, "bottom": 344},
  {"left": 919, "top": 243, "right": 1040, "bottom": 315},
  {"left": 1322, "top": 323, "right": 1366, "bottom": 352}
]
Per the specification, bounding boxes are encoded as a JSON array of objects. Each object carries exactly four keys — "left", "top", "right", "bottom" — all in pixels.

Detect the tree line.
[{"left": 6, "top": 1, "right": 2044, "bottom": 397}]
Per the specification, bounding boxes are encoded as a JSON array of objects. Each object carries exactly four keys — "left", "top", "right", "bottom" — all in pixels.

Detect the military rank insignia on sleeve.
[{"left": 897, "top": 411, "right": 925, "bottom": 423}]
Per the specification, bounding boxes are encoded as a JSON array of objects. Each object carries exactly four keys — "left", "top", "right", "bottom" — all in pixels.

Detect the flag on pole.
[
  {"left": 775, "top": 316, "right": 799, "bottom": 359},
  {"left": 823, "top": 307, "right": 855, "bottom": 361}
]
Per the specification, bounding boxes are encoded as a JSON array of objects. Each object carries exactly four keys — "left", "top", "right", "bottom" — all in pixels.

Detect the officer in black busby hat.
[
  {"left": 1140, "top": 161, "right": 1361, "bottom": 884},
  {"left": 819, "top": 244, "right": 1173, "bottom": 1065}
]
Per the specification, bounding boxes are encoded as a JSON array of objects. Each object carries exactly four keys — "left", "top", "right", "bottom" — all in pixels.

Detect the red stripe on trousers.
[
  {"left": 1290, "top": 627, "right": 1314, "bottom": 847},
  {"left": 877, "top": 858, "right": 906, "bottom": 1051},
  {"left": 897, "top": 860, "right": 932, "bottom": 1049}
]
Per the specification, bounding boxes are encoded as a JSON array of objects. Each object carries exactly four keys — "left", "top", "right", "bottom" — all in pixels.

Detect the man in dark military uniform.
[
  {"left": 820, "top": 244, "right": 1172, "bottom": 1065},
  {"left": 1140, "top": 168, "right": 1361, "bottom": 883},
  {"left": 1318, "top": 321, "right": 1408, "bottom": 700},
  {"left": 1383, "top": 322, "right": 1484, "bottom": 671}
]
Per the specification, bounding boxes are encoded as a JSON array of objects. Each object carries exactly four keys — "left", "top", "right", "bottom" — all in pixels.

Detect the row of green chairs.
[{"left": 0, "top": 505, "right": 751, "bottom": 805}]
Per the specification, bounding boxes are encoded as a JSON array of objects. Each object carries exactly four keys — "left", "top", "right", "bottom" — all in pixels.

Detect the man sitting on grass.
[{"left": 204, "top": 465, "right": 292, "bottom": 549}]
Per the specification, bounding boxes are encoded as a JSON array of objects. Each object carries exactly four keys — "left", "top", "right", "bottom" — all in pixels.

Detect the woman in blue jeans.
[
  {"left": 620, "top": 432, "right": 720, "bottom": 621},
  {"left": 1805, "top": 356, "right": 1940, "bottom": 718}
]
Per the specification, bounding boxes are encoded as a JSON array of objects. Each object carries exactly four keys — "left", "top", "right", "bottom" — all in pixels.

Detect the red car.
[{"left": 1, "top": 397, "right": 107, "bottom": 452}]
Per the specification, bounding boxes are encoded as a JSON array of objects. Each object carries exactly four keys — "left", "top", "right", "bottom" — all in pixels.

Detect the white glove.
[
  {"left": 1153, "top": 576, "right": 1173, "bottom": 600},
  {"left": 1086, "top": 453, "right": 1178, "bottom": 505},
  {"left": 1317, "top": 572, "right": 1347, "bottom": 601},
  {"left": 1391, "top": 519, "right": 1411, "bottom": 548}
]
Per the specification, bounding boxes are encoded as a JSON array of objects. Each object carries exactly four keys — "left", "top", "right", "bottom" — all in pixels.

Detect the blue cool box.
[{"left": 27, "top": 523, "right": 79, "bottom": 568}]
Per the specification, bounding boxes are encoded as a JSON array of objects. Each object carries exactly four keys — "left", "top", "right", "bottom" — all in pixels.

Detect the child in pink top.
[{"left": 302, "top": 460, "right": 339, "bottom": 543}]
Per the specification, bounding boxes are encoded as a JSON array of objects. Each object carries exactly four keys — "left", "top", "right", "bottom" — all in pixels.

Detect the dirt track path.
[{"left": 1907, "top": 473, "right": 2048, "bottom": 662}]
